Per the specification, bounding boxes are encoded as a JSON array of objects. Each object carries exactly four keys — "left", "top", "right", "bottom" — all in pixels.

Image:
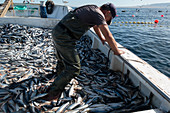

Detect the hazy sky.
[
  {"left": 62, "top": 0, "right": 170, "bottom": 7},
  {"left": 2, "top": 0, "right": 170, "bottom": 7}
]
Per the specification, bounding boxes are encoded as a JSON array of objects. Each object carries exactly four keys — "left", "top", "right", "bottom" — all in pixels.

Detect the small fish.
[
  {"left": 15, "top": 99, "right": 27, "bottom": 108},
  {"left": 69, "top": 85, "right": 75, "bottom": 97},
  {"left": 94, "top": 89, "right": 118, "bottom": 98},
  {"left": 0, "top": 83, "right": 8, "bottom": 88},
  {"left": 82, "top": 106, "right": 113, "bottom": 113},
  {"left": 30, "top": 93, "right": 48, "bottom": 101},
  {"left": 0, "top": 89, "right": 9, "bottom": 95},
  {"left": 74, "top": 104, "right": 90, "bottom": 111},
  {"left": 51, "top": 106, "right": 60, "bottom": 111},
  {"left": 8, "top": 100, "right": 15, "bottom": 110},
  {"left": 1, "top": 102, "right": 8, "bottom": 113},
  {"left": 56, "top": 102, "right": 70, "bottom": 113},
  {"left": 90, "top": 104, "right": 109, "bottom": 108},
  {"left": 2, "top": 94, "right": 10, "bottom": 101},
  {"left": 107, "top": 102, "right": 124, "bottom": 109},
  {"left": 67, "top": 102, "right": 81, "bottom": 110},
  {"left": 65, "top": 109, "right": 79, "bottom": 113}
]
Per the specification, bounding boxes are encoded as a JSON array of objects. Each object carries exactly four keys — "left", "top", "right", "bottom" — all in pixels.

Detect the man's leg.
[
  {"left": 54, "top": 49, "right": 65, "bottom": 77},
  {"left": 43, "top": 49, "right": 64, "bottom": 80},
  {"left": 46, "top": 42, "right": 81, "bottom": 100}
]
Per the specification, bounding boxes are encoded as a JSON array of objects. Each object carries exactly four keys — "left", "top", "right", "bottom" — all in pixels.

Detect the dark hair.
[
  {"left": 46, "top": 0, "right": 54, "bottom": 14},
  {"left": 100, "top": 4, "right": 110, "bottom": 11},
  {"left": 100, "top": 3, "right": 117, "bottom": 25}
]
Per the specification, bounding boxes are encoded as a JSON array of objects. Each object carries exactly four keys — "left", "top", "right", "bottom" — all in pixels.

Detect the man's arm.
[
  {"left": 93, "top": 25, "right": 106, "bottom": 44},
  {"left": 98, "top": 24, "right": 123, "bottom": 55}
]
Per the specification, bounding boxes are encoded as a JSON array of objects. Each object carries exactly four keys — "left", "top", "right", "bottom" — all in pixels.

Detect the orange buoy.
[
  {"left": 132, "top": 15, "right": 135, "bottom": 17},
  {"left": 116, "top": 15, "right": 118, "bottom": 17},
  {"left": 161, "top": 15, "right": 164, "bottom": 17},
  {"left": 154, "top": 19, "right": 159, "bottom": 24}
]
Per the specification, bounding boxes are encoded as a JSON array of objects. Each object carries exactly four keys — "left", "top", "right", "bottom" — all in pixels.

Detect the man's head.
[{"left": 100, "top": 3, "right": 116, "bottom": 25}]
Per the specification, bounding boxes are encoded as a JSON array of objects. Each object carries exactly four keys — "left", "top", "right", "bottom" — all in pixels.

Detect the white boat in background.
[
  {"left": 4, "top": 3, "right": 72, "bottom": 19},
  {"left": 0, "top": 1, "right": 170, "bottom": 113}
]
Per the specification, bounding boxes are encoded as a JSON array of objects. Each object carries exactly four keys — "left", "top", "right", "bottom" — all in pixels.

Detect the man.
[{"left": 43, "top": 3, "right": 124, "bottom": 101}]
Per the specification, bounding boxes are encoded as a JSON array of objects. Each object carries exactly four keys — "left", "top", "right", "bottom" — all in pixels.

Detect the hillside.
[
  {"left": 118, "top": 3, "right": 170, "bottom": 8},
  {"left": 143, "top": 3, "right": 170, "bottom": 8}
]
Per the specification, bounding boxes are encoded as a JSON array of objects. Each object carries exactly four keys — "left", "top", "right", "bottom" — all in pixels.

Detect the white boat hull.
[{"left": 0, "top": 4, "right": 169, "bottom": 112}]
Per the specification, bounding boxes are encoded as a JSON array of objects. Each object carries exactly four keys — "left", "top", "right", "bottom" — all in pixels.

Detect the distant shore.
[
  {"left": 117, "top": 6, "right": 170, "bottom": 9},
  {"left": 1, "top": 2, "right": 170, "bottom": 9}
]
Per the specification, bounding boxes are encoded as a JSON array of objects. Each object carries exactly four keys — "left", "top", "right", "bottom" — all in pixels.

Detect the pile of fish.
[{"left": 0, "top": 24, "right": 154, "bottom": 113}]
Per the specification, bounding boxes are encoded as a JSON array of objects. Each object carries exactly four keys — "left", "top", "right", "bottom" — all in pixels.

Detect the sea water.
[{"left": 110, "top": 8, "right": 170, "bottom": 77}]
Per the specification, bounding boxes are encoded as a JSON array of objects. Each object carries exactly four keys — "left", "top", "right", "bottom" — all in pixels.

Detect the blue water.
[{"left": 109, "top": 8, "right": 170, "bottom": 77}]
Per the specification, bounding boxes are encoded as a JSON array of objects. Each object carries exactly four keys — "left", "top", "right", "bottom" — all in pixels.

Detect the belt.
[{"left": 58, "top": 22, "right": 75, "bottom": 39}]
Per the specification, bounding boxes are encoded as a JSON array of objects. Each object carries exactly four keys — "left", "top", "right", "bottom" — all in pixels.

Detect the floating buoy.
[
  {"left": 154, "top": 19, "right": 159, "bottom": 24},
  {"left": 161, "top": 15, "right": 164, "bottom": 17},
  {"left": 113, "top": 21, "right": 155, "bottom": 25},
  {"left": 113, "top": 22, "right": 159, "bottom": 27},
  {"left": 132, "top": 15, "right": 135, "bottom": 17},
  {"left": 116, "top": 15, "right": 118, "bottom": 17}
]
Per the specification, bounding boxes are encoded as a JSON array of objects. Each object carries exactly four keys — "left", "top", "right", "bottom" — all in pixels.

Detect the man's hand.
[
  {"left": 114, "top": 49, "right": 125, "bottom": 55},
  {"left": 94, "top": 24, "right": 125, "bottom": 55}
]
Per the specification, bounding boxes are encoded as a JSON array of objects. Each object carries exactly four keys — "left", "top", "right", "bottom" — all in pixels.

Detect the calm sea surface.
[{"left": 109, "top": 8, "right": 170, "bottom": 77}]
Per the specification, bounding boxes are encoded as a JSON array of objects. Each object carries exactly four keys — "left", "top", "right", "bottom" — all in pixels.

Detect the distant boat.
[
  {"left": 136, "top": 9, "right": 140, "bottom": 12},
  {"left": 158, "top": 10, "right": 163, "bottom": 12},
  {"left": 62, "top": 0, "right": 68, "bottom": 3},
  {"left": 122, "top": 10, "right": 126, "bottom": 12}
]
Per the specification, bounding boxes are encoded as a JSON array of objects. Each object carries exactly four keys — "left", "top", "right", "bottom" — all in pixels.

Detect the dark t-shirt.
[{"left": 74, "top": 5, "right": 107, "bottom": 26}]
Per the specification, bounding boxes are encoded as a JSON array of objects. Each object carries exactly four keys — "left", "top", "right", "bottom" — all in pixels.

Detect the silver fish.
[
  {"left": 30, "top": 93, "right": 48, "bottom": 101},
  {"left": 56, "top": 102, "right": 70, "bottom": 113}
]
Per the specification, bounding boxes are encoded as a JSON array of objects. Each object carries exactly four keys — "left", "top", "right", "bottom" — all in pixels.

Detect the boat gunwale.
[{"left": 89, "top": 29, "right": 170, "bottom": 103}]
